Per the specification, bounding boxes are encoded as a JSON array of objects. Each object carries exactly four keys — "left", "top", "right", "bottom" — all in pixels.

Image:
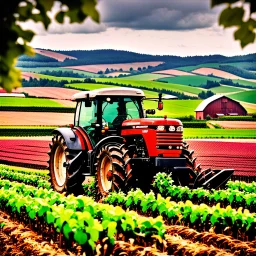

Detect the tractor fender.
[
  {"left": 90, "top": 136, "right": 125, "bottom": 173},
  {"left": 52, "top": 128, "right": 84, "bottom": 150},
  {"left": 93, "top": 136, "right": 125, "bottom": 154}
]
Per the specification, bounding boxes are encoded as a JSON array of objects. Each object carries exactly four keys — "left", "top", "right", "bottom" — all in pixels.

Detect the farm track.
[
  {"left": 166, "top": 225, "right": 256, "bottom": 255},
  {"left": 0, "top": 211, "right": 74, "bottom": 256},
  {"left": 0, "top": 139, "right": 255, "bottom": 177}
]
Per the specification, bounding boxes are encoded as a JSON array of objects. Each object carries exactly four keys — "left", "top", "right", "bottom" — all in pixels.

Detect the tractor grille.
[{"left": 156, "top": 132, "right": 183, "bottom": 149}]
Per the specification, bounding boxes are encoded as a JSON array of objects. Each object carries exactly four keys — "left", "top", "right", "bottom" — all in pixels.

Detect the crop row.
[
  {"left": 0, "top": 180, "right": 166, "bottom": 254},
  {"left": 0, "top": 128, "right": 54, "bottom": 137},
  {"left": 1, "top": 179, "right": 255, "bottom": 255},
  {"left": 152, "top": 173, "right": 256, "bottom": 211},
  {"left": 2, "top": 174, "right": 256, "bottom": 240},
  {"left": 1, "top": 164, "right": 255, "bottom": 211},
  {"left": 0, "top": 168, "right": 50, "bottom": 189},
  {"left": 0, "top": 165, "right": 49, "bottom": 179},
  {"left": 226, "top": 180, "right": 256, "bottom": 193},
  {"left": 104, "top": 189, "right": 256, "bottom": 241}
]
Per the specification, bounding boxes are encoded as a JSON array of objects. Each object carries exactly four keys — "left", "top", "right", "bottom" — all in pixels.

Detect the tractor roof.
[{"left": 72, "top": 87, "right": 145, "bottom": 101}]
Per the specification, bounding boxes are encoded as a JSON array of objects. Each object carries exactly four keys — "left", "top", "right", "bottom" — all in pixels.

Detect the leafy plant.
[
  {"left": 211, "top": 0, "right": 256, "bottom": 48},
  {"left": 1, "top": 0, "right": 99, "bottom": 92}
]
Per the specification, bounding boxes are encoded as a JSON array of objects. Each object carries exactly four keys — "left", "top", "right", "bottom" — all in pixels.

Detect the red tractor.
[{"left": 48, "top": 88, "right": 234, "bottom": 196}]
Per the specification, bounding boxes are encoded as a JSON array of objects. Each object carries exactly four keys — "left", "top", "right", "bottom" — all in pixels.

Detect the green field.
[
  {"left": 95, "top": 78, "right": 203, "bottom": 95},
  {"left": 157, "top": 75, "right": 222, "bottom": 87},
  {"left": 176, "top": 63, "right": 220, "bottom": 72},
  {"left": 20, "top": 67, "right": 99, "bottom": 77},
  {"left": 144, "top": 100, "right": 202, "bottom": 118},
  {"left": 123, "top": 73, "right": 171, "bottom": 81},
  {"left": 183, "top": 128, "right": 256, "bottom": 139},
  {"left": 0, "top": 97, "right": 63, "bottom": 107},
  {"left": 177, "top": 62, "right": 256, "bottom": 72},
  {"left": 38, "top": 74, "right": 85, "bottom": 81},
  {"left": 228, "top": 90, "right": 256, "bottom": 104},
  {"left": 66, "top": 83, "right": 159, "bottom": 98},
  {"left": 231, "top": 79, "right": 256, "bottom": 88},
  {"left": 211, "top": 85, "right": 245, "bottom": 94}
]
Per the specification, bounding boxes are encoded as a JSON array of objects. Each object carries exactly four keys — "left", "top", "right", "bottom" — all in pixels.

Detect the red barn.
[{"left": 195, "top": 95, "right": 247, "bottom": 120}]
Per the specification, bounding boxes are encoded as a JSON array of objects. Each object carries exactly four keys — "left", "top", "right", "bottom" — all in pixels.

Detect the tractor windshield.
[{"left": 101, "top": 97, "right": 143, "bottom": 128}]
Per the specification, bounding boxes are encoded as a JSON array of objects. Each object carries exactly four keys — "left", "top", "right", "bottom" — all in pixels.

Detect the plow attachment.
[
  {"left": 172, "top": 167, "right": 234, "bottom": 190},
  {"left": 193, "top": 169, "right": 234, "bottom": 189}
]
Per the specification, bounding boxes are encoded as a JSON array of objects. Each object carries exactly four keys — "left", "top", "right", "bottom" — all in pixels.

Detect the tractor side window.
[
  {"left": 79, "top": 101, "right": 96, "bottom": 128},
  {"left": 75, "top": 101, "right": 81, "bottom": 126},
  {"left": 102, "top": 101, "right": 118, "bottom": 127},
  {"left": 126, "top": 100, "right": 140, "bottom": 119}
]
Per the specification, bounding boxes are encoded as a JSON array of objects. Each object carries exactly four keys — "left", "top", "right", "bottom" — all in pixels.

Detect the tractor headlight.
[
  {"left": 156, "top": 125, "right": 165, "bottom": 131},
  {"left": 169, "top": 126, "right": 175, "bottom": 132},
  {"left": 176, "top": 126, "right": 183, "bottom": 132}
]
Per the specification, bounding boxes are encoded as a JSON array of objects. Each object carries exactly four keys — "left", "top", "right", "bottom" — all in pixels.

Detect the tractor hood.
[{"left": 122, "top": 118, "right": 182, "bottom": 127}]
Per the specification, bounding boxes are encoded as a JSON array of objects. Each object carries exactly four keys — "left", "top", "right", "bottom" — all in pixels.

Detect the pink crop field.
[{"left": 1, "top": 139, "right": 255, "bottom": 176}]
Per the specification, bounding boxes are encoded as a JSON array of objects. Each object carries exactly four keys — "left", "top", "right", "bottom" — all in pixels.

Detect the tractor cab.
[{"left": 72, "top": 88, "right": 145, "bottom": 144}]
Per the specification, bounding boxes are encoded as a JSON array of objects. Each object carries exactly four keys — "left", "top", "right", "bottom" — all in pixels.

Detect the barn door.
[{"left": 221, "top": 98, "right": 228, "bottom": 115}]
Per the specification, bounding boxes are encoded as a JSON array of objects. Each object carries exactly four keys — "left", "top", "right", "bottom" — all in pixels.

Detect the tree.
[
  {"left": 1, "top": 0, "right": 255, "bottom": 92},
  {"left": 211, "top": 0, "right": 256, "bottom": 48},
  {"left": 1, "top": 0, "right": 99, "bottom": 92}
]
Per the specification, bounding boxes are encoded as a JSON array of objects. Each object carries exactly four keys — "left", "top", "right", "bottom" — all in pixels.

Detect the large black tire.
[
  {"left": 48, "top": 134, "right": 84, "bottom": 195},
  {"left": 95, "top": 143, "right": 132, "bottom": 197}
]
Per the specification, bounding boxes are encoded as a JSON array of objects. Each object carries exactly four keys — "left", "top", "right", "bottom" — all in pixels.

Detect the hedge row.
[
  {"left": 218, "top": 115, "right": 256, "bottom": 121},
  {"left": 0, "top": 106, "right": 75, "bottom": 113},
  {"left": 182, "top": 121, "right": 208, "bottom": 128},
  {"left": 0, "top": 128, "right": 54, "bottom": 137}
]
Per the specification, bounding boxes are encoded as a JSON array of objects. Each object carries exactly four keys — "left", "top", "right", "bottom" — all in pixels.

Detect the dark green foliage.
[
  {"left": 218, "top": 115, "right": 254, "bottom": 121},
  {"left": 198, "top": 90, "right": 215, "bottom": 99},
  {"left": 178, "top": 115, "right": 196, "bottom": 121},
  {"left": 1, "top": 0, "right": 99, "bottom": 92},
  {"left": 22, "top": 77, "right": 95, "bottom": 87},
  {"left": 212, "top": 0, "right": 256, "bottom": 48},
  {"left": 206, "top": 115, "right": 212, "bottom": 120},
  {"left": 219, "top": 65, "right": 256, "bottom": 79},
  {"left": 0, "top": 127, "right": 55, "bottom": 137},
  {"left": 182, "top": 121, "right": 208, "bottom": 128},
  {"left": 200, "top": 80, "right": 220, "bottom": 89},
  {"left": 18, "top": 53, "right": 58, "bottom": 62},
  {"left": 220, "top": 78, "right": 255, "bottom": 89},
  {"left": 38, "top": 70, "right": 93, "bottom": 78}
]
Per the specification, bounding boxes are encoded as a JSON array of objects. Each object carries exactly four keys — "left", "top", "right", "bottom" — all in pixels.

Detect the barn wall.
[
  {"left": 196, "top": 112, "right": 204, "bottom": 120},
  {"left": 203, "top": 97, "right": 247, "bottom": 118}
]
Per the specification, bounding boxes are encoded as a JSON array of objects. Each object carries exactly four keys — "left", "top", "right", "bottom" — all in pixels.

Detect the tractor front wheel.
[{"left": 95, "top": 143, "right": 129, "bottom": 197}]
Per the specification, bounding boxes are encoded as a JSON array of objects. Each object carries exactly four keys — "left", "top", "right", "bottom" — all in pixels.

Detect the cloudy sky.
[{"left": 22, "top": 0, "right": 256, "bottom": 56}]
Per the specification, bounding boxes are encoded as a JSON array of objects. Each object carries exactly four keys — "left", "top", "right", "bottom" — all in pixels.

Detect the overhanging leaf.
[
  {"left": 219, "top": 7, "right": 244, "bottom": 28},
  {"left": 211, "top": 0, "right": 239, "bottom": 8}
]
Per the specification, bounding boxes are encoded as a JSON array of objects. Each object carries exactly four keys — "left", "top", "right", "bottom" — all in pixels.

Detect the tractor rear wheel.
[
  {"left": 95, "top": 143, "right": 130, "bottom": 197},
  {"left": 48, "top": 134, "right": 84, "bottom": 195},
  {"left": 48, "top": 134, "right": 68, "bottom": 192}
]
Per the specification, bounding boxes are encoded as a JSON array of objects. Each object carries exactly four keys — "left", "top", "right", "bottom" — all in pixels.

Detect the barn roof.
[{"left": 195, "top": 94, "right": 225, "bottom": 112}]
